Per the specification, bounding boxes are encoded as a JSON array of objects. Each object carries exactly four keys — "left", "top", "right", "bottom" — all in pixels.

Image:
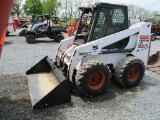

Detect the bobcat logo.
[{"left": 92, "top": 45, "right": 98, "bottom": 50}]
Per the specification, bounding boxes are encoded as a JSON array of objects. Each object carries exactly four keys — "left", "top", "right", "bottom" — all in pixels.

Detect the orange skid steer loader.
[{"left": 0, "top": 0, "right": 14, "bottom": 58}]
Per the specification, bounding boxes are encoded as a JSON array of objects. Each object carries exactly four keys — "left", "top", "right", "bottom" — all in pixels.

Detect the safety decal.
[{"left": 138, "top": 35, "right": 150, "bottom": 48}]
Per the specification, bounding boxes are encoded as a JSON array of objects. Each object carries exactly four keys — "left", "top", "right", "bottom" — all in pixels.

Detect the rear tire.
[
  {"left": 151, "top": 33, "right": 156, "bottom": 41},
  {"left": 115, "top": 56, "right": 145, "bottom": 88},
  {"left": 26, "top": 34, "right": 36, "bottom": 44},
  {"left": 55, "top": 34, "right": 64, "bottom": 42},
  {"left": 76, "top": 60, "right": 111, "bottom": 96}
]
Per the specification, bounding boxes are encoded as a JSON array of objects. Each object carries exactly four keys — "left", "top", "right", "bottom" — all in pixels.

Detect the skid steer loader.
[{"left": 26, "top": 3, "right": 152, "bottom": 109}]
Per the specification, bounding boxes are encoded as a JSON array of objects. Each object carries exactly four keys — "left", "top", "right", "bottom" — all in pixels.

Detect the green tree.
[
  {"left": 152, "top": 11, "right": 160, "bottom": 16},
  {"left": 12, "top": 0, "right": 23, "bottom": 18},
  {"left": 42, "top": 0, "right": 61, "bottom": 16},
  {"left": 23, "top": 0, "right": 42, "bottom": 15}
]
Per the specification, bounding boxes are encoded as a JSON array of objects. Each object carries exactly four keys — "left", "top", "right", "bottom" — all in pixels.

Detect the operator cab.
[
  {"left": 74, "top": 7, "right": 93, "bottom": 44},
  {"left": 31, "top": 14, "right": 51, "bottom": 29},
  {"left": 75, "top": 3, "right": 129, "bottom": 49}
]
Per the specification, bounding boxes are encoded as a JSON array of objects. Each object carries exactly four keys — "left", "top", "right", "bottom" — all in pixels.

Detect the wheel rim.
[
  {"left": 128, "top": 66, "right": 140, "bottom": 82},
  {"left": 30, "top": 37, "right": 33, "bottom": 41},
  {"left": 28, "top": 36, "right": 35, "bottom": 43},
  {"left": 87, "top": 71, "right": 105, "bottom": 90}
]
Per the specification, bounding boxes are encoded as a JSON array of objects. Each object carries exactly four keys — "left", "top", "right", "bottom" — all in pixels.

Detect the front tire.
[
  {"left": 115, "top": 56, "right": 145, "bottom": 88},
  {"left": 76, "top": 60, "right": 111, "bottom": 96},
  {"left": 26, "top": 34, "right": 36, "bottom": 44},
  {"left": 55, "top": 34, "right": 64, "bottom": 42}
]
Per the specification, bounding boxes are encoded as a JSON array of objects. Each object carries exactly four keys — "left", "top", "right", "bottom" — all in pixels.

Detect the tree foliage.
[
  {"left": 126, "top": 4, "right": 158, "bottom": 19},
  {"left": 60, "top": 0, "right": 97, "bottom": 20},
  {"left": 12, "top": 0, "right": 23, "bottom": 17},
  {"left": 42, "top": 0, "right": 61, "bottom": 16},
  {"left": 21, "top": 0, "right": 160, "bottom": 21},
  {"left": 23, "top": 0, "right": 43, "bottom": 15}
]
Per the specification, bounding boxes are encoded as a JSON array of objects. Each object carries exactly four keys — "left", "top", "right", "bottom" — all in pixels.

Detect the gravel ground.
[
  {"left": 0, "top": 35, "right": 59, "bottom": 74},
  {"left": 0, "top": 33, "right": 160, "bottom": 120}
]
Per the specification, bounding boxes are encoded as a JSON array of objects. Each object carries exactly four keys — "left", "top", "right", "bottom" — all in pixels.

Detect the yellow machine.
[{"left": 52, "top": 16, "right": 60, "bottom": 26}]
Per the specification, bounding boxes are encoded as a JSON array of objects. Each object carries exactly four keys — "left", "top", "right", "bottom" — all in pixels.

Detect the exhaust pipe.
[{"left": 26, "top": 56, "right": 71, "bottom": 109}]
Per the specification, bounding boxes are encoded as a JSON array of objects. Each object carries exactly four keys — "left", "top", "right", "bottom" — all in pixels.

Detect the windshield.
[{"left": 34, "top": 16, "right": 44, "bottom": 24}]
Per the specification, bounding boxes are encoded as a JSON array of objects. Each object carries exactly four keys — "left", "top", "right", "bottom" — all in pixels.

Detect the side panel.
[
  {"left": 0, "top": 27, "right": 7, "bottom": 58},
  {"left": 81, "top": 53, "right": 127, "bottom": 69},
  {"left": 131, "top": 22, "right": 152, "bottom": 66},
  {"left": 124, "top": 34, "right": 138, "bottom": 49}
]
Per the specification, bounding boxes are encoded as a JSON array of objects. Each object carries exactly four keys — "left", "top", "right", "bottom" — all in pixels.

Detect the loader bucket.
[
  {"left": 147, "top": 51, "right": 160, "bottom": 75},
  {"left": 26, "top": 56, "right": 71, "bottom": 109}
]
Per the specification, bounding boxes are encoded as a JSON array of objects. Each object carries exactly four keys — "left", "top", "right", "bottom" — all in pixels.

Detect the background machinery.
[
  {"left": 25, "top": 14, "right": 66, "bottom": 43},
  {"left": 146, "top": 15, "right": 160, "bottom": 73},
  {"left": 52, "top": 16, "right": 60, "bottom": 26},
  {"left": 150, "top": 15, "right": 160, "bottom": 41},
  {"left": 7, "top": 16, "right": 17, "bottom": 36},
  {"left": 28, "top": 14, "right": 52, "bottom": 29},
  {"left": 28, "top": 15, "right": 61, "bottom": 29},
  {"left": 26, "top": 3, "right": 152, "bottom": 109}
]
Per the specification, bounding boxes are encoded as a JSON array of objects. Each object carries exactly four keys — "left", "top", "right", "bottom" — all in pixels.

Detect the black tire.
[
  {"left": 151, "top": 33, "right": 156, "bottom": 41},
  {"left": 76, "top": 60, "right": 111, "bottom": 96},
  {"left": 26, "top": 34, "right": 36, "bottom": 44},
  {"left": 55, "top": 34, "right": 64, "bottom": 42},
  {"left": 115, "top": 56, "right": 145, "bottom": 88}
]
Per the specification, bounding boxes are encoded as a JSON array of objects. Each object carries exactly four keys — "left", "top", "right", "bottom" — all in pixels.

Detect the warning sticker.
[{"left": 138, "top": 35, "right": 150, "bottom": 48}]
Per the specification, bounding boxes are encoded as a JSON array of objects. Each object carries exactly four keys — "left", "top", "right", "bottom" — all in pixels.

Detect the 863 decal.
[{"left": 138, "top": 35, "right": 150, "bottom": 48}]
